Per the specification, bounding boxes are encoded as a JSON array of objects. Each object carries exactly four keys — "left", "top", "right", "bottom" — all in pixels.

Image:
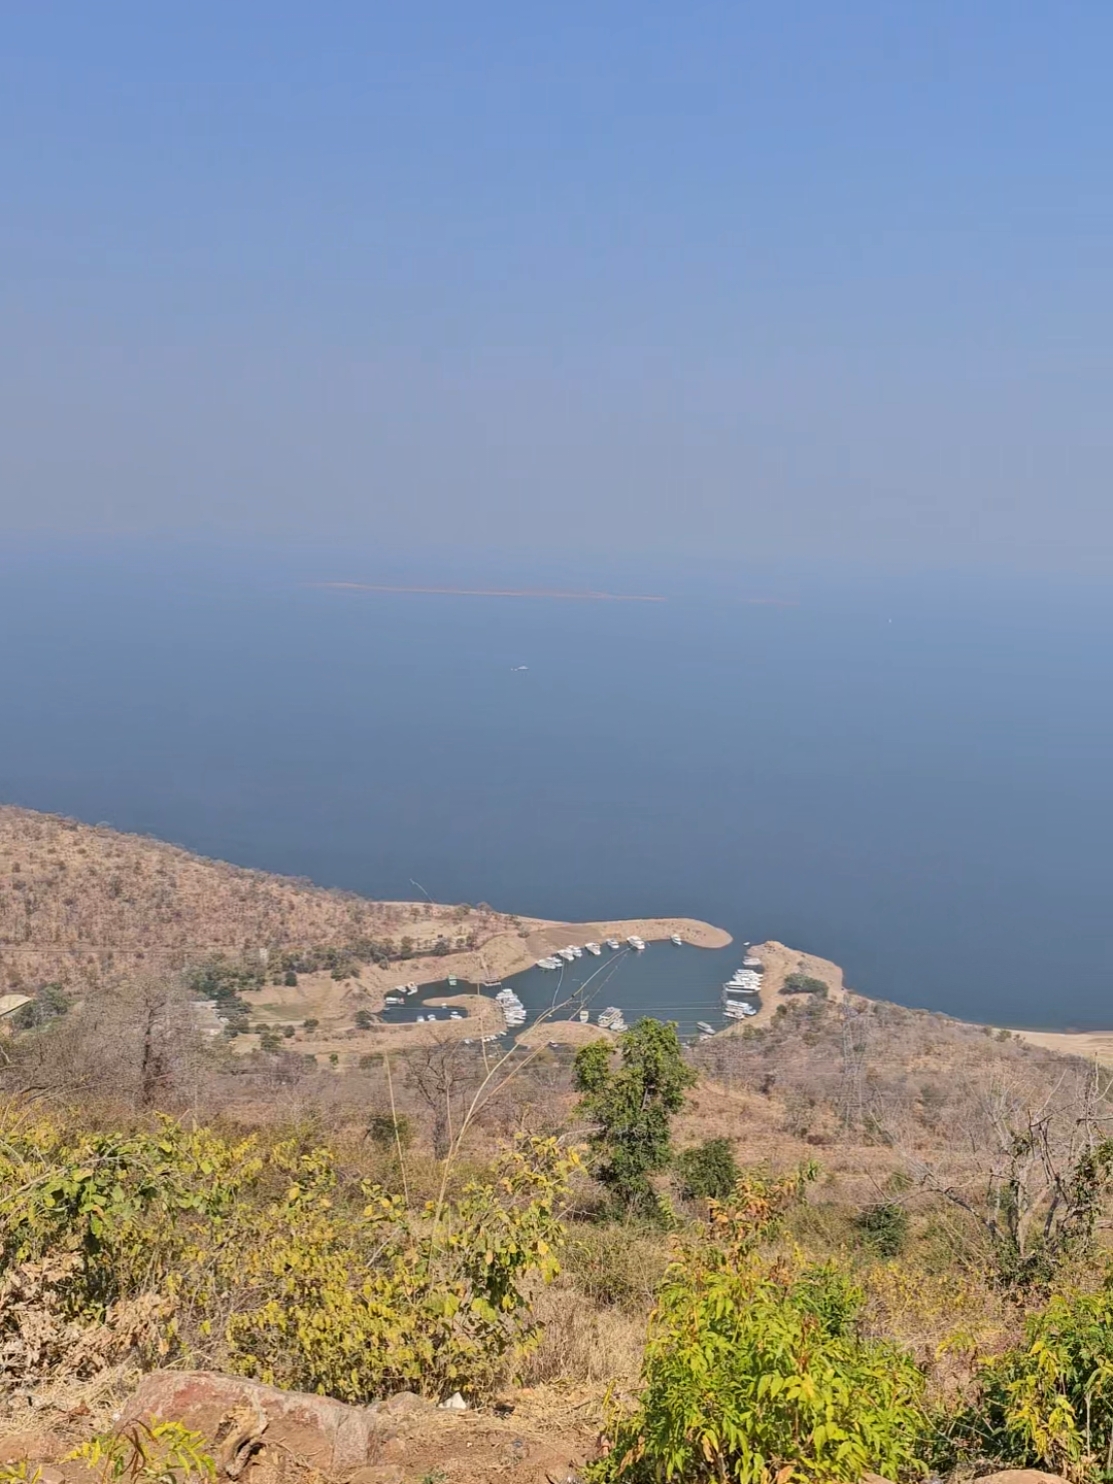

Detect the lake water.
[{"left": 4, "top": 539, "right": 1113, "bottom": 1032}]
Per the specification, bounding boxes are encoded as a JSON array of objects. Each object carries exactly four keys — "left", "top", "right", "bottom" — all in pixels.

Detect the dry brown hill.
[{"left": 0, "top": 804, "right": 509, "bottom": 992}]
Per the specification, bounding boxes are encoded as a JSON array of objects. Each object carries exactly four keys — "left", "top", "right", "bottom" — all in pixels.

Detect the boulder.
[
  {"left": 120, "top": 1371, "right": 385, "bottom": 1477},
  {"left": 976, "top": 1474, "right": 1068, "bottom": 1484}
]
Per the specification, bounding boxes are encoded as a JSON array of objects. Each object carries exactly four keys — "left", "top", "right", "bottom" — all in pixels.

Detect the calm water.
[{"left": 3, "top": 540, "right": 1113, "bottom": 1032}]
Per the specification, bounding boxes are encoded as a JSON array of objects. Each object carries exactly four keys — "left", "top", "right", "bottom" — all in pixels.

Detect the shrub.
[
  {"left": 367, "top": 1111, "right": 413, "bottom": 1151},
  {"left": 0, "top": 1110, "right": 576, "bottom": 1403},
  {"left": 674, "top": 1138, "right": 740, "bottom": 1203},
  {"left": 857, "top": 1202, "right": 909, "bottom": 1258},
  {"left": 565, "top": 1224, "right": 668, "bottom": 1312},
  {"left": 591, "top": 1184, "right": 926, "bottom": 1484},
  {"left": 949, "top": 1276, "right": 1113, "bottom": 1479},
  {"left": 782, "top": 973, "right": 828, "bottom": 997}
]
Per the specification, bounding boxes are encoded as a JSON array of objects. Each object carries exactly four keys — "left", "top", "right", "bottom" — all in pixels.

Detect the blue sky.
[{"left": 1, "top": 4, "right": 1110, "bottom": 567}]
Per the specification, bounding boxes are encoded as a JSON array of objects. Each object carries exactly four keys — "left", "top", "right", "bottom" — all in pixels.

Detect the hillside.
[{"left": 0, "top": 805, "right": 474, "bottom": 989}]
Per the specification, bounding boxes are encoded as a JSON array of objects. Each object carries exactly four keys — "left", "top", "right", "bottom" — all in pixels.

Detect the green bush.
[
  {"left": 0, "top": 1112, "right": 576, "bottom": 1403},
  {"left": 856, "top": 1202, "right": 909, "bottom": 1258},
  {"left": 590, "top": 1171, "right": 925, "bottom": 1484},
  {"left": 950, "top": 1276, "right": 1113, "bottom": 1480},
  {"left": 782, "top": 973, "right": 828, "bottom": 997},
  {"left": 674, "top": 1137, "right": 740, "bottom": 1202}
]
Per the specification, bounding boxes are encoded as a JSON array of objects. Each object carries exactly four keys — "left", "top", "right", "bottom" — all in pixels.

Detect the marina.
[{"left": 377, "top": 935, "right": 763, "bottom": 1040}]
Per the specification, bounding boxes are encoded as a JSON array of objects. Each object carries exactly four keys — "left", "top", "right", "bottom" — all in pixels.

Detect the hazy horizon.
[{"left": 2, "top": 6, "right": 1112, "bottom": 571}]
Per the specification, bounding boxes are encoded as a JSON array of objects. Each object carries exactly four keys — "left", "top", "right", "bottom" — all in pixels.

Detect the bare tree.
[
  {"left": 905, "top": 1062, "right": 1113, "bottom": 1291},
  {"left": 0, "top": 971, "right": 208, "bottom": 1111},
  {"left": 402, "top": 1036, "right": 481, "bottom": 1158}
]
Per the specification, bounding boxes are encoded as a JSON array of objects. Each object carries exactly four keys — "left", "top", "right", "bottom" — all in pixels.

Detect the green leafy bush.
[
  {"left": 591, "top": 1170, "right": 926, "bottom": 1484},
  {"left": 949, "top": 1276, "right": 1113, "bottom": 1480},
  {"left": 0, "top": 1110, "right": 575, "bottom": 1403},
  {"left": 674, "top": 1137, "right": 740, "bottom": 1202}
]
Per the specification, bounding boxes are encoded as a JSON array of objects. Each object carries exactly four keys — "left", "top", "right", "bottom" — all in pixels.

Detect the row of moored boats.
[
  {"left": 721, "top": 954, "right": 764, "bottom": 1023},
  {"left": 537, "top": 931, "right": 679, "bottom": 970}
]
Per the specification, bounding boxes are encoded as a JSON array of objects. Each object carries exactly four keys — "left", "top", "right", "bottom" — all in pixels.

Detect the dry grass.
[{"left": 0, "top": 804, "right": 514, "bottom": 993}]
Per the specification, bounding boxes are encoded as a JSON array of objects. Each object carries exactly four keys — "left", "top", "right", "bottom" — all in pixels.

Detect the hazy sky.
[{"left": 1, "top": 4, "right": 1110, "bottom": 568}]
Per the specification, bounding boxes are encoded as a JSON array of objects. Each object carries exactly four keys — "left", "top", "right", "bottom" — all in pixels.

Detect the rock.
[
  {"left": 348, "top": 1468, "right": 405, "bottom": 1484},
  {"left": 438, "top": 1392, "right": 467, "bottom": 1411},
  {"left": 0, "top": 1434, "right": 64, "bottom": 1465},
  {"left": 375, "top": 1392, "right": 434, "bottom": 1420},
  {"left": 120, "top": 1371, "right": 382, "bottom": 1477},
  {"left": 976, "top": 1474, "right": 1069, "bottom": 1484}
]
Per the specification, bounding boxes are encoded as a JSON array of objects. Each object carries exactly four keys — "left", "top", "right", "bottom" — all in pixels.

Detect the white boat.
[
  {"left": 405, "top": 984, "right": 419, "bottom": 995},
  {"left": 606, "top": 938, "right": 621, "bottom": 951},
  {"left": 742, "top": 956, "right": 763, "bottom": 970},
  {"left": 696, "top": 1021, "right": 715, "bottom": 1035},
  {"left": 671, "top": 933, "right": 683, "bottom": 946},
  {"left": 447, "top": 974, "right": 458, "bottom": 986},
  {"left": 597, "top": 1006, "right": 627, "bottom": 1031},
  {"left": 723, "top": 1001, "right": 758, "bottom": 1020},
  {"left": 578, "top": 1008, "right": 590, "bottom": 1023},
  {"left": 627, "top": 935, "right": 645, "bottom": 951},
  {"left": 570, "top": 945, "right": 583, "bottom": 959},
  {"left": 384, "top": 996, "right": 403, "bottom": 1006},
  {"left": 450, "top": 1011, "right": 462, "bottom": 1020},
  {"left": 559, "top": 948, "right": 576, "bottom": 963},
  {"left": 537, "top": 956, "right": 561, "bottom": 970},
  {"left": 416, "top": 1015, "right": 426, "bottom": 1023},
  {"left": 584, "top": 942, "right": 602, "bottom": 956}
]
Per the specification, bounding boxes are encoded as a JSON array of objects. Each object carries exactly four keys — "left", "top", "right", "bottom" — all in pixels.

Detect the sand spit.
[
  {"left": 721, "top": 943, "right": 1113, "bottom": 1069},
  {"left": 715, "top": 939, "right": 847, "bottom": 1035}
]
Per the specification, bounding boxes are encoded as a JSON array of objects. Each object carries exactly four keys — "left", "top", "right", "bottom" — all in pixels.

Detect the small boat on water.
[
  {"left": 577, "top": 1007, "right": 590, "bottom": 1023},
  {"left": 597, "top": 1006, "right": 627, "bottom": 1031},
  {"left": 559, "top": 948, "right": 576, "bottom": 963},
  {"left": 450, "top": 1011, "right": 462, "bottom": 1021},
  {"left": 537, "top": 956, "right": 561, "bottom": 970},
  {"left": 671, "top": 933, "right": 683, "bottom": 946},
  {"left": 627, "top": 935, "right": 646, "bottom": 951},
  {"left": 569, "top": 945, "right": 583, "bottom": 959},
  {"left": 696, "top": 1021, "right": 716, "bottom": 1035},
  {"left": 605, "top": 938, "right": 621, "bottom": 951},
  {"left": 584, "top": 942, "right": 602, "bottom": 956},
  {"left": 405, "top": 984, "right": 419, "bottom": 995},
  {"left": 447, "top": 974, "right": 458, "bottom": 986}
]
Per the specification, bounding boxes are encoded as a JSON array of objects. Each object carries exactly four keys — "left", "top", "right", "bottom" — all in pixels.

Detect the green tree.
[{"left": 574, "top": 1019, "right": 695, "bottom": 1219}]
